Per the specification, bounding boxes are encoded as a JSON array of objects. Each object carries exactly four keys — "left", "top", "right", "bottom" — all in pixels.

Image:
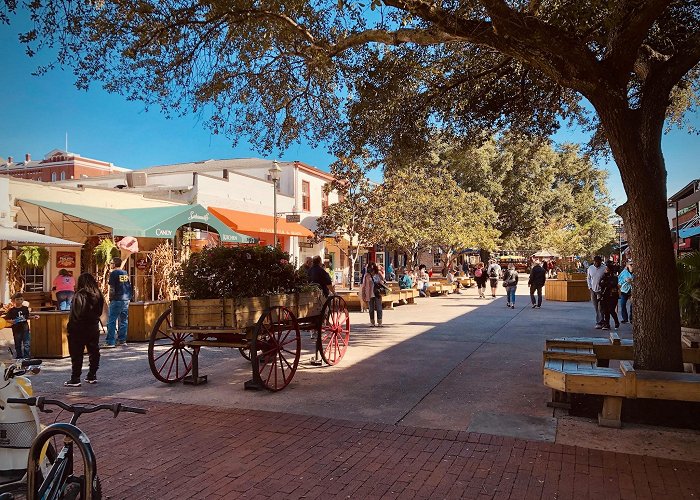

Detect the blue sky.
[{"left": 1, "top": 21, "right": 697, "bottom": 207}]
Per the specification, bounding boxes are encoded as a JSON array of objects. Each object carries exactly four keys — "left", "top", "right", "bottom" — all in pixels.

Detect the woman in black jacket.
[{"left": 65, "top": 273, "right": 106, "bottom": 387}]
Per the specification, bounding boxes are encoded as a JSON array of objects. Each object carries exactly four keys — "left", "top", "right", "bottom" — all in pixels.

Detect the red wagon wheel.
[
  {"left": 148, "top": 308, "right": 193, "bottom": 383},
  {"left": 317, "top": 295, "right": 350, "bottom": 365},
  {"left": 251, "top": 306, "right": 300, "bottom": 391}
]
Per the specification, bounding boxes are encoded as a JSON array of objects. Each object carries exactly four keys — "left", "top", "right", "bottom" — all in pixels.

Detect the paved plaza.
[{"left": 2, "top": 289, "right": 700, "bottom": 498}]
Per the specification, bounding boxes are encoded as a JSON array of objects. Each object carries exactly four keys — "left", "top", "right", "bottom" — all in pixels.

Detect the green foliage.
[
  {"left": 16, "top": 246, "right": 49, "bottom": 269},
  {"left": 677, "top": 252, "right": 700, "bottom": 329},
  {"left": 177, "top": 246, "right": 311, "bottom": 299},
  {"left": 372, "top": 166, "right": 498, "bottom": 267},
  {"left": 93, "top": 239, "right": 118, "bottom": 266}
]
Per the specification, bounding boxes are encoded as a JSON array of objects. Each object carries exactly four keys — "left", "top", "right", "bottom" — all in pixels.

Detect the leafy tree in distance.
[
  {"left": 4, "top": 1, "right": 698, "bottom": 370},
  {"left": 372, "top": 167, "right": 499, "bottom": 270},
  {"left": 314, "top": 157, "right": 376, "bottom": 290}
]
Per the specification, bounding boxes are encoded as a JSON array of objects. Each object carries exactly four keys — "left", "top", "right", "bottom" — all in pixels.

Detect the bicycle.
[{"left": 0, "top": 397, "right": 146, "bottom": 500}]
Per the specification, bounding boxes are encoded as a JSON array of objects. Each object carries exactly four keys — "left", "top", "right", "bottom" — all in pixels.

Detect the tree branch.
[{"left": 603, "top": 0, "right": 674, "bottom": 84}]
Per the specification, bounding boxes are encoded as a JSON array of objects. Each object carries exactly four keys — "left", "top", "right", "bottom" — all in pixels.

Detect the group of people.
[
  {"left": 471, "top": 259, "right": 546, "bottom": 309},
  {"left": 587, "top": 255, "right": 634, "bottom": 330},
  {"left": 2, "top": 257, "right": 133, "bottom": 388}
]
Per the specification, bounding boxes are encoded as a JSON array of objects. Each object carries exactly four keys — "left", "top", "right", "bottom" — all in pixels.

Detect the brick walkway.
[{"left": 60, "top": 399, "right": 700, "bottom": 499}]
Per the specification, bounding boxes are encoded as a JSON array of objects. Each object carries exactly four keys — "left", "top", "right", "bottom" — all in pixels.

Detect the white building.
[{"left": 56, "top": 158, "right": 347, "bottom": 279}]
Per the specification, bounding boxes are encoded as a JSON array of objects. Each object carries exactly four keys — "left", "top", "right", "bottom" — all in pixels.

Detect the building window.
[
  {"left": 302, "top": 181, "right": 310, "bottom": 211},
  {"left": 22, "top": 266, "right": 45, "bottom": 292},
  {"left": 60, "top": 171, "right": 66, "bottom": 181},
  {"left": 51, "top": 172, "right": 57, "bottom": 182},
  {"left": 433, "top": 249, "right": 442, "bottom": 266},
  {"left": 321, "top": 188, "right": 329, "bottom": 212}
]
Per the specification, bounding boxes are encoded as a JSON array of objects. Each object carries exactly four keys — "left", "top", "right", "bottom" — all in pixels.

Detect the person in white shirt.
[{"left": 586, "top": 255, "right": 607, "bottom": 328}]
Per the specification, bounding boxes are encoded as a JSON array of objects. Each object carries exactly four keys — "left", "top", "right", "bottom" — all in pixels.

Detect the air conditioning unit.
[{"left": 126, "top": 171, "right": 148, "bottom": 187}]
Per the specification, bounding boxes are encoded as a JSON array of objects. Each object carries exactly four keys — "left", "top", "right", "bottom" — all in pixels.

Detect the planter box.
[
  {"left": 545, "top": 280, "right": 590, "bottom": 302},
  {"left": 558, "top": 272, "right": 586, "bottom": 281},
  {"left": 31, "top": 311, "right": 70, "bottom": 358},
  {"left": 172, "top": 291, "right": 324, "bottom": 329},
  {"left": 127, "top": 301, "right": 172, "bottom": 342}
]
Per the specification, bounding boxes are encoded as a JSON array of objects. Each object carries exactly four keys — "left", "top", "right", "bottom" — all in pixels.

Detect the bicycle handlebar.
[{"left": 6, "top": 397, "right": 147, "bottom": 418}]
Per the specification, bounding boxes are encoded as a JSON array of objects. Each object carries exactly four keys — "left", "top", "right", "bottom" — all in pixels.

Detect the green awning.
[{"left": 18, "top": 200, "right": 256, "bottom": 243}]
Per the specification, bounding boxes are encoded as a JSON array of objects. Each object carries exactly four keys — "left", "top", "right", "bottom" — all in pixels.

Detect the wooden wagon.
[{"left": 146, "top": 290, "right": 350, "bottom": 391}]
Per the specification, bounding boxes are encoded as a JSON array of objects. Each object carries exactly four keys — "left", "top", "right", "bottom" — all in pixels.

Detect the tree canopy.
[{"left": 372, "top": 166, "right": 498, "bottom": 267}]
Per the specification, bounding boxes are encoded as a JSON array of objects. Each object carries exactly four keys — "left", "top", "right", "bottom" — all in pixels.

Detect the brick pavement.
[{"left": 62, "top": 399, "right": 700, "bottom": 499}]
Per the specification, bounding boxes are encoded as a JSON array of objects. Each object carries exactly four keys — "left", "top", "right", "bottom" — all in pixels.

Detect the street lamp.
[{"left": 268, "top": 160, "right": 282, "bottom": 247}]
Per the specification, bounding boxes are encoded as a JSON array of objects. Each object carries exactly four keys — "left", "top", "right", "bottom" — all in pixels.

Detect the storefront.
[
  {"left": 208, "top": 207, "right": 315, "bottom": 265},
  {"left": 16, "top": 200, "right": 253, "bottom": 301}
]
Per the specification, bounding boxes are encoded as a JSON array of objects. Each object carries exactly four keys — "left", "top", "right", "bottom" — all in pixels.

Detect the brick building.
[
  {"left": 0, "top": 149, "right": 127, "bottom": 182},
  {"left": 668, "top": 179, "right": 700, "bottom": 254}
]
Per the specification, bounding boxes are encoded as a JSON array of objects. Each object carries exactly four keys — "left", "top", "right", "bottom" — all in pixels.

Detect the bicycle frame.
[{"left": 27, "top": 423, "right": 97, "bottom": 500}]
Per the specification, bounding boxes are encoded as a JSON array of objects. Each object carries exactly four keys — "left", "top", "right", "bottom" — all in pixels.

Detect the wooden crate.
[
  {"left": 545, "top": 280, "right": 590, "bottom": 302},
  {"left": 173, "top": 298, "right": 236, "bottom": 328},
  {"left": 172, "top": 291, "right": 324, "bottom": 330},
  {"left": 559, "top": 272, "right": 586, "bottom": 281},
  {"left": 127, "top": 301, "right": 172, "bottom": 342},
  {"left": 31, "top": 311, "right": 70, "bottom": 358}
]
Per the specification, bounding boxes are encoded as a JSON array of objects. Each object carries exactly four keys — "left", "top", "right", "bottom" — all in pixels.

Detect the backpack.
[
  {"left": 475, "top": 268, "right": 482, "bottom": 278},
  {"left": 489, "top": 267, "right": 497, "bottom": 278}
]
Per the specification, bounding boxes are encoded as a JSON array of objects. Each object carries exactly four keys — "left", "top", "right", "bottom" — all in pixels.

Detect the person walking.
[
  {"left": 104, "top": 257, "right": 132, "bottom": 348},
  {"left": 65, "top": 273, "right": 106, "bottom": 386},
  {"left": 618, "top": 261, "right": 634, "bottom": 324},
  {"left": 599, "top": 261, "right": 620, "bottom": 330},
  {"left": 474, "top": 262, "right": 488, "bottom": 298},
  {"left": 503, "top": 263, "right": 519, "bottom": 309},
  {"left": 528, "top": 261, "right": 547, "bottom": 308},
  {"left": 487, "top": 259, "right": 501, "bottom": 299},
  {"left": 361, "top": 262, "right": 385, "bottom": 327},
  {"left": 2, "top": 293, "right": 39, "bottom": 359},
  {"left": 586, "top": 255, "right": 607, "bottom": 328},
  {"left": 300, "top": 256, "right": 313, "bottom": 277},
  {"left": 52, "top": 269, "right": 76, "bottom": 311},
  {"left": 308, "top": 255, "right": 335, "bottom": 297}
]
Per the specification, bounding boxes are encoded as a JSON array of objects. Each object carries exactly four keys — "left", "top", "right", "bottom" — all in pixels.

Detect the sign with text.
[
  {"left": 56, "top": 251, "right": 76, "bottom": 268},
  {"left": 299, "top": 241, "right": 314, "bottom": 249},
  {"left": 285, "top": 214, "right": 301, "bottom": 223}
]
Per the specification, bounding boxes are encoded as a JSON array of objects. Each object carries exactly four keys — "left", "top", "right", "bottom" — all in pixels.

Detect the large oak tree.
[{"left": 4, "top": 0, "right": 698, "bottom": 370}]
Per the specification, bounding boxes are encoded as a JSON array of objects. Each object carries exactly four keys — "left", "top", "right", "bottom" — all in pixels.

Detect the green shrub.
[
  {"left": 677, "top": 251, "right": 700, "bottom": 328},
  {"left": 177, "top": 246, "right": 312, "bottom": 299}
]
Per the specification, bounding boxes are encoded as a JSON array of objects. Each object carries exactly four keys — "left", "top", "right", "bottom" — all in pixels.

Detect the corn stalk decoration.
[
  {"left": 151, "top": 240, "right": 180, "bottom": 301},
  {"left": 5, "top": 258, "right": 24, "bottom": 297}
]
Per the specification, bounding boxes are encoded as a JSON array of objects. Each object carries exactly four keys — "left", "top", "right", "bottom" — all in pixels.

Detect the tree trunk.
[
  {"left": 348, "top": 253, "right": 357, "bottom": 290},
  {"left": 596, "top": 100, "right": 683, "bottom": 372}
]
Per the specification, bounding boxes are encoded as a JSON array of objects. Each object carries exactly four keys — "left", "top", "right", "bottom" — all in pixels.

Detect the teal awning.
[{"left": 18, "top": 200, "right": 256, "bottom": 243}]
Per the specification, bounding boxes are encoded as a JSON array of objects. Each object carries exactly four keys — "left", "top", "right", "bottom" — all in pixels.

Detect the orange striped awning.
[{"left": 208, "top": 207, "right": 314, "bottom": 238}]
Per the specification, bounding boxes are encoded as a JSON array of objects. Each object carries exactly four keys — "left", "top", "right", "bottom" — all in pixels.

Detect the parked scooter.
[{"left": 0, "top": 350, "right": 51, "bottom": 487}]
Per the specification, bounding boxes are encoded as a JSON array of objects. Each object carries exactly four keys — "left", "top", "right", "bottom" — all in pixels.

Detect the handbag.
[{"left": 374, "top": 280, "right": 390, "bottom": 297}]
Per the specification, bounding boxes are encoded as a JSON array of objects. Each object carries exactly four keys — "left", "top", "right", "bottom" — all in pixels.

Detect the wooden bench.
[
  {"left": 544, "top": 336, "right": 700, "bottom": 427},
  {"left": 427, "top": 283, "right": 455, "bottom": 295},
  {"left": 545, "top": 333, "right": 700, "bottom": 367},
  {"left": 336, "top": 291, "right": 401, "bottom": 311},
  {"left": 388, "top": 283, "right": 419, "bottom": 305},
  {"left": 22, "top": 291, "right": 55, "bottom": 311}
]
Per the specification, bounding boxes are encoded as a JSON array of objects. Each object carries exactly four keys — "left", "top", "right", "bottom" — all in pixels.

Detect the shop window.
[
  {"left": 433, "top": 250, "right": 442, "bottom": 266},
  {"left": 60, "top": 171, "right": 66, "bottom": 180},
  {"left": 22, "top": 266, "right": 44, "bottom": 292},
  {"left": 302, "top": 181, "right": 310, "bottom": 211},
  {"left": 51, "top": 172, "right": 57, "bottom": 182}
]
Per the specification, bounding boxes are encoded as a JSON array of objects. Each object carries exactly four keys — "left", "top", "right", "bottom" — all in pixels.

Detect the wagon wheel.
[
  {"left": 238, "top": 347, "right": 251, "bottom": 361},
  {"left": 251, "top": 306, "right": 301, "bottom": 391},
  {"left": 317, "top": 295, "right": 350, "bottom": 365},
  {"left": 148, "top": 308, "right": 193, "bottom": 383}
]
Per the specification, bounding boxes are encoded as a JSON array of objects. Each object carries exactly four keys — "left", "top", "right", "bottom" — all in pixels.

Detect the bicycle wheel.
[{"left": 28, "top": 424, "right": 97, "bottom": 500}]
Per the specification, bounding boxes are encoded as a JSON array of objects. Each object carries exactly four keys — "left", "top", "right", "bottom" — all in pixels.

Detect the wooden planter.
[
  {"left": 558, "top": 272, "right": 586, "bottom": 281},
  {"left": 127, "top": 301, "right": 172, "bottom": 342},
  {"left": 31, "top": 311, "right": 70, "bottom": 358},
  {"left": 545, "top": 280, "right": 590, "bottom": 302},
  {"left": 172, "top": 291, "right": 324, "bottom": 329}
]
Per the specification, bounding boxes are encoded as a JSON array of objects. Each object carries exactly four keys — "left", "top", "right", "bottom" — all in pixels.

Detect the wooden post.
[{"left": 598, "top": 396, "right": 623, "bottom": 428}]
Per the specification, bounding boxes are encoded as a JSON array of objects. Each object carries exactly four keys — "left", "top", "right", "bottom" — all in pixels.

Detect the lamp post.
[{"left": 268, "top": 160, "right": 282, "bottom": 247}]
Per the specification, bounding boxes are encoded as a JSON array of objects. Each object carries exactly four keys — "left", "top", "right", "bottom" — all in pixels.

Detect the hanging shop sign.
[{"left": 56, "top": 251, "right": 76, "bottom": 268}]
